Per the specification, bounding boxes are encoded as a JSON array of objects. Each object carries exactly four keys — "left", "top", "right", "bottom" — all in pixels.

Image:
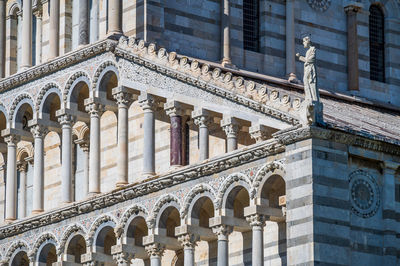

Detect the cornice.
[
  {"left": 274, "top": 126, "right": 400, "bottom": 156},
  {"left": 0, "top": 39, "right": 117, "bottom": 93},
  {"left": 0, "top": 140, "right": 284, "bottom": 239}
]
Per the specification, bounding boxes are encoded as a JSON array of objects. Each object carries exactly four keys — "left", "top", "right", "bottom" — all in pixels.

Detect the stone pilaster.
[
  {"left": 139, "top": 93, "right": 158, "bottom": 177},
  {"left": 113, "top": 90, "right": 133, "bottom": 187},
  {"left": 221, "top": 116, "right": 240, "bottom": 152},
  {"left": 212, "top": 224, "right": 233, "bottom": 266},
  {"left": 30, "top": 124, "right": 49, "bottom": 214},
  {"left": 192, "top": 109, "right": 212, "bottom": 161},
  {"left": 85, "top": 101, "right": 104, "bottom": 195}
]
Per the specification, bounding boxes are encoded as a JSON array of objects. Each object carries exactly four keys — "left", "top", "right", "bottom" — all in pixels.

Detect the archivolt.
[
  {"left": 57, "top": 224, "right": 87, "bottom": 255},
  {"left": 180, "top": 183, "right": 216, "bottom": 219},
  {"left": 147, "top": 194, "right": 181, "bottom": 229},
  {"left": 86, "top": 214, "right": 117, "bottom": 247},
  {"left": 115, "top": 204, "right": 148, "bottom": 239},
  {"left": 215, "top": 173, "right": 253, "bottom": 209}
]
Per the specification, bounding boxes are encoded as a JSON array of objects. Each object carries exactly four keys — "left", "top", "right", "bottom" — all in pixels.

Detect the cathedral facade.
[{"left": 0, "top": 0, "right": 398, "bottom": 265}]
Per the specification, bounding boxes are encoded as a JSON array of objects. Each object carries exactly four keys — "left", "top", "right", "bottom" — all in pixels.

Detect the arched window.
[
  {"left": 369, "top": 5, "right": 385, "bottom": 82},
  {"left": 243, "top": 0, "right": 259, "bottom": 52}
]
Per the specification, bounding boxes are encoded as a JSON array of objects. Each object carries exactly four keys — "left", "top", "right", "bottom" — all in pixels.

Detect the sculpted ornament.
[
  {"left": 147, "top": 194, "right": 180, "bottom": 229},
  {"left": 115, "top": 205, "right": 148, "bottom": 239},
  {"left": 177, "top": 233, "right": 200, "bottom": 248},
  {"left": 246, "top": 213, "right": 266, "bottom": 228},
  {"left": 180, "top": 183, "right": 216, "bottom": 219},
  {"left": 215, "top": 173, "right": 254, "bottom": 209},
  {"left": 145, "top": 243, "right": 165, "bottom": 257},
  {"left": 307, "top": 0, "right": 331, "bottom": 12},
  {"left": 296, "top": 36, "right": 323, "bottom": 125}
]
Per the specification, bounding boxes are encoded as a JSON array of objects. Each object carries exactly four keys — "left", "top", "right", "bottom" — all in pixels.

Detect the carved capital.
[
  {"left": 113, "top": 251, "right": 133, "bottom": 265},
  {"left": 221, "top": 117, "right": 240, "bottom": 138},
  {"left": 57, "top": 114, "right": 75, "bottom": 126},
  {"left": 212, "top": 224, "right": 233, "bottom": 240},
  {"left": 85, "top": 102, "right": 105, "bottom": 117},
  {"left": 113, "top": 91, "right": 133, "bottom": 108},
  {"left": 344, "top": 4, "right": 361, "bottom": 14},
  {"left": 17, "top": 162, "right": 28, "bottom": 172},
  {"left": 33, "top": 7, "right": 43, "bottom": 18},
  {"left": 192, "top": 109, "right": 212, "bottom": 128},
  {"left": 164, "top": 101, "right": 184, "bottom": 117},
  {"left": 30, "top": 124, "right": 49, "bottom": 138},
  {"left": 4, "top": 134, "right": 20, "bottom": 145},
  {"left": 75, "top": 139, "right": 90, "bottom": 152},
  {"left": 139, "top": 94, "right": 158, "bottom": 112},
  {"left": 249, "top": 124, "right": 272, "bottom": 143},
  {"left": 145, "top": 243, "right": 165, "bottom": 258},
  {"left": 177, "top": 233, "right": 199, "bottom": 249},
  {"left": 246, "top": 213, "right": 266, "bottom": 229}
]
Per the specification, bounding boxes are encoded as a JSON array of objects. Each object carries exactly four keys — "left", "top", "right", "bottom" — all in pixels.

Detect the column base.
[
  {"left": 107, "top": 32, "right": 124, "bottom": 40},
  {"left": 31, "top": 209, "right": 44, "bottom": 215},
  {"left": 116, "top": 181, "right": 129, "bottom": 188},
  {"left": 288, "top": 73, "right": 298, "bottom": 83},
  {"left": 4, "top": 218, "right": 16, "bottom": 223},
  {"left": 87, "top": 192, "right": 100, "bottom": 198},
  {"left": 169, "top": 165, "right": 184, "bottom": 172},
  {"left": 141, "top": 172, "right": 156, "bottom": 179},
  {"left": 221, "top": 60, "right": 238, "bottom": 70}
]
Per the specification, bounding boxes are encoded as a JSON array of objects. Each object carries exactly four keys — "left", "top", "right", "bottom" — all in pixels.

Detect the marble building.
[{"left": 0, "top": 0, "right": 398, "bottom": 265}]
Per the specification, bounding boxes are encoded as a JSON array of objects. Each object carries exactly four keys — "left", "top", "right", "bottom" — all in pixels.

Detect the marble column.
[
  {"left": 212, "top": 225, "right": 233, "bottom": 266},
  {"left": 76, "top": 140, "right": 90, "bottom": 198},
  {"left": 139, "top": 93, "right": 157, "bottom": 177},
  {"left": 345, "top": 4, "right": 361, "bottom": 91},
  {"left": 113, "top": 91, "right": 132, "bottom": 187},
  {"left": 30, "top": 124, "right": 48, "bottom": 214},
  {"left": 107, "top": 0, "right": 122, "bottom": 36},
  {"left": 21, "top": 0, "right": 32, "bottom": 69},
  {"left": 286, "top": 0, "right": 297, "bottom": 82},
  {"left": 221, "top": 0, "right": 231, "bottom": 65},
  {"left": 86, "top": 102, "right": 104, "bottom": 195},
  {"left": 145, "top": 243, "right": 164, "bottom": 266},
  {"left": 79, "top": 0, "right": 89, "bottom": 46},
  {"left": 58, "top": 115, "right": 74, "bottom": 203},
  {"left": 165, "top": 102, "right": 184, "bottom": 167},
  {"left": 246, "top": 214, "right": 266, "bottom": 266},
  {"left": 90, "top": 0, "right": 99, "bottom": 42},
  {"left": 33, "top": 8, "right": 42, "bottom": 65},
  {"left": 49, "top": 0, "right": 60, "bottom": 59},
  {"left": 17, "top": 162, "right": 27, "bottom": 218},
  {"left": 178, "top": 234, "right": 199, "bottom": 266},
  {"left": 0, "top": 0, "right": 5, "bottom": 77},
  {"left": 4, "top": 134, "right": 19, "bottom": 221},
  {"left": 192, "top": 109, "right": 211, "bottom": 161},
  {"left": 221, "top": 116, "right": 239, "bottom": 152}
]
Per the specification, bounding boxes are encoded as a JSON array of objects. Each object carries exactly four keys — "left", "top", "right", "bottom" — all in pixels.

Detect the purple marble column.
[{"left": 170, "top": 115, "right": 183, "bottom": 166}]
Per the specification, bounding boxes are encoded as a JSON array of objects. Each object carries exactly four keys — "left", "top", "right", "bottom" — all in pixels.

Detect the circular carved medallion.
[
  {"left": 307, "top": 0, "right": 331, "bottom": 12},
  {"left": 349, "top": 170, "right": 380, "bottom": 218}
]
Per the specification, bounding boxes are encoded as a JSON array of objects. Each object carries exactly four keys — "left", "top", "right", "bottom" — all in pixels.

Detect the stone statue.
[{"left": 296, "top": 36, "right": 323, "bottom": 125}]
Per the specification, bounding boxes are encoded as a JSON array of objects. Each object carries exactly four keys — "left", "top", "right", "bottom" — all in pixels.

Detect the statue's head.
[{"left": 303, "top": 36, "right": 311, "bottom": 48}]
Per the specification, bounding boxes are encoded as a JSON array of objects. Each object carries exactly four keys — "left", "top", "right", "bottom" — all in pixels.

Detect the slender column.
[
  {"left": 221, "top": 0, "right": 231, "bottom": 65},
  {"left": 17, "top": 163, "right": 27, "bottom": 218},
  {"left": 107, "top": 0, "right": 122, "bottom": 36},
  {"left": 192, "top": 109, "right": 211, "bottom": 161},
  {"left": 178, "top": 234, "right": 199, "bottom": 266},
  {"left": 30, "top": 125, "right": 48, "bottom": 214},
  {"left": 145, "top": 243, "right": 165, "bottom": 266},
  {"left": 113, "top": 91, "right": 133, "bottom": 187},
  {"left": 0, "top": 0, "right": 6, "bottom": 77},
  {"left": 79, "top": 0, "right": 89, "bottom": 46},
  {"left": 77, "top": 141, "right": 90, "bottom": 198},
  {"left": 85, "top": 102, "right": 104, "bottom": 195},
  {"left": 57, "top": 115, "right": 74, "bottom": 203},
  {"left": 212, "top": 225, "right": 233, "bottom": 266},
  {"left": 286, "top": 0, "right": 297, "bottom": 82},
  {"left": 90, "top": 0, "right": 99, "bottom": 42},
  {"left": 246, "top": 214, "right": 266, "bottom": 266},
  {"left": 49, "top": 0, "right": 60, "bottom": 59},
  {"left": 20, "top": 0, "right": 32, "bottom": 69},
  {"left": 4, "top": 135, "right": 19, "bottom": 221},
  {"left": 139, "top": 93, "right": 157, "bottom": 177},
  {"left": 165, "top": 101, "right": 185, "bottom": 167},
  {"left": 345, "top": 4, "right": 361, "bottom": 91},
  {"left": 33, "top": 8, "right": 42, "bottom": 65},
  {"left": 221, "top": 116, "right": 239, "bottom": 152}
]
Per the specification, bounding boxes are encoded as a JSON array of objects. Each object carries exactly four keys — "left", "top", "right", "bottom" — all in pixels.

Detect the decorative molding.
[
  {"left": 92, "top": 60, "right": 118, "bottom": 92},
  {"left": 115, "top": 205, "right": 148, "bottom": 239},
  {"left": 86, "top": 215, "right": 117, "bottom": 247},
  {"left": 35, "top": 82, "right": 61, "bottom": 113},
  {"left": 147, "top": 194, "right": 181, "bottom": 229},
  {"left": 4, "top": 240, "right": 29, "bottom": 263},
  {"left": 57, "top": 224, "right": 86, "bottom": 255},
  {"left": 252, "top": 161, "right": 286, "bottom": 191},
  {"left": 307, "top": 0, "right": 331, "bottom": 12},
  {"left": 29, "top": 232, "right": 58, "bottom": 261},
  {"left": 63, "top": 71, "right": 91, "bottom": 104},
  {"left": 215, "top": 173, "right": 254, "bottom": 209},
  {"left": 0, "top": 141, "right": 281, "bottom": 239},
  {"left": 9, "top": 93, "right": 35, "bottom": 122}
]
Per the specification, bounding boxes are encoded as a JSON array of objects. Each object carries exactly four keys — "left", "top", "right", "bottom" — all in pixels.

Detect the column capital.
[
  {"left": 212, "top": 224, "right": 233, "bottom": 240},
  {"left": 192, "top": 109, "right": 212, "bottom": 128},
  {"left": 4, "top": 134, "right": 20, "bottom": 145},
  {"left": 112, "top": 251, "right": 133, "bottom": 265},
  {"left": 249, "top": 124, "right": 272, "bottom": 143},
  {"left": 30, "top": 124, "right": 49, "bottom": 138},
  {"left": 145, "top": 243, "right": 165, "bottom": 258},
  {"left": 221, "top": 116, "right": 240, "bottom": 138},
  {"left": 17, "top": 161, "right": 28, "bottom": 172},
  {"left": 245, "top": 213, "right": 266, "bottom": 229},
  {"left": 57, "top": 114, "right": 75, "bottom": 126},
  {"left": 85, "top": 100, "right": 105, "bottom": 117},
  {"left": 113, "top": 90, "right": 134, "bottom": 108},
  {"left": 139, "top": 93, "right": 159, "bottom": 112},
  {"left": 383, "top": 161, "right": 400, "bottom": 171},
  {"left": 33, "top": 6, "right": 43, "bottom": 18},
  {"left": 164, "top": 100, "right": 185, "bottom": 117},
  {"left": 177, "top": 233, "right": 200, "bottom": 249},
  {"left": 75, "top": 138, "right": 90, "bottom": 152},
  {"left": 344, "top": 4, "right": 362, "bottom": 13}
]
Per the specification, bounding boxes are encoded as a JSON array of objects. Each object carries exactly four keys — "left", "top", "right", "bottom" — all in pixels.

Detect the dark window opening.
[
  {"left": 243, "top": 0, "right": 259, "bottom": 52},
  {"left": 369, "top": 5, "right": 385, "bottom": 82}
]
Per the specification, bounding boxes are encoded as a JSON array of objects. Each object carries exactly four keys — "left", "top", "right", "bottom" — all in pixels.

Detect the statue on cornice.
[{"left": 296, "top": 36, "right": 323, "bottom": 125}]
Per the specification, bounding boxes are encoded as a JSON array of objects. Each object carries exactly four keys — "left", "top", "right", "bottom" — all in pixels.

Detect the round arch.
[
  {"left": 216, "top": 173, "right": 253, "bottom": 211},
  {"left": 36, "top": 83, "right": 62, "bottom": 121},
  {"left": 10, "top": 93, "right": 35, "bottom": 129},
  {"left": 30, "top": 233, "right": 58, "bottom": 265},
  {"left": 147, "top": 194, "right": 181, "bottom": 230},
  {"left": 181, "top": 184, "right": 216, "bottom": 226},
  {"left": 63, "top": 71, "right": 91, "bottom": 111},
  {"left": 6, "top": 240, "right": 29, "bottom": 266},
  {"left": 92, "top": 61, "right": 119, "bottom": 100}
]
